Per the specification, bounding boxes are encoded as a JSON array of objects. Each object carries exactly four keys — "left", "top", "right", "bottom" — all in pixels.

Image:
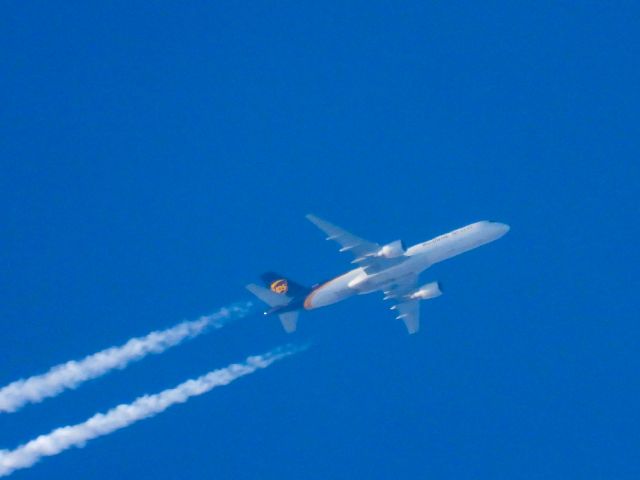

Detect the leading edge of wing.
[
  {"left": 305, "top": 214, "right": 399, "bottom": 274},
  {"left": 305, "top": 214, "right": 380, "bottom": 257}
]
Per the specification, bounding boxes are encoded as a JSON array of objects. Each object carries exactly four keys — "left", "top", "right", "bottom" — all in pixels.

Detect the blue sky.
[{"left": 1, "top": 2, "right": 638, "bottom": 478}]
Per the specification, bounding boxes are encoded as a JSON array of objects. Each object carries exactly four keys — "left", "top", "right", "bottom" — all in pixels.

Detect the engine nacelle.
[
  {"left": 408, "top": 281, "right": 443, "bottom": 300},
  {"left": 376, "top": 240, "right": 406, "bottom": 258}
]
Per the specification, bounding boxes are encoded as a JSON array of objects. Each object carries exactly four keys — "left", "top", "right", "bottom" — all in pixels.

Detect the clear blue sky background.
[{"left": 1, "top": 2, "right": 638, "bottom": 479}]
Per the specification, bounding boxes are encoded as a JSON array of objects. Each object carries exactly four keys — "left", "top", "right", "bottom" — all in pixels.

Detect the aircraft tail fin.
[
  {"left": 247, "top": 273, "right": 310, "bottom": 333},
  {"left": 259, "top": 272, "right": 310, "bottom": 297}
]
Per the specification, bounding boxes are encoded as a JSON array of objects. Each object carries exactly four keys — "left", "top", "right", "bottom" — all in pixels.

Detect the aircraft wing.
[
  {"left": 394, "top": 300, "right": 420, "bottom": 334},
  {"left": 384, "top": 274, "right": 421, "bottom": 334},
  {"left": 306, "top": 214, "right": 401, "bottom": 273}
]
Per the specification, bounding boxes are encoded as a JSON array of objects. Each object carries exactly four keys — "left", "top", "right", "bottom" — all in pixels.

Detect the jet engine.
[
  {"left": 408, "top": 281, "right": 443, "bottom": 300},
  {"left": 376, "top": 240, "right": 406, "bottom": 258}
]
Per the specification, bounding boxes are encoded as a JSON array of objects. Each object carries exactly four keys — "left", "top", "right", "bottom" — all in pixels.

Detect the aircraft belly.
[
  {"left": 355, "top": 257, "right": 427, "bottom": 293},
  {"left": 429, "top": 236, "right": 483, "bottom": 262},
  {"left": 308, "top": 283, "right": 353, "bottom": 308},
  {"left": 304, "top": 270, "right": 360, "bottom": 309}
]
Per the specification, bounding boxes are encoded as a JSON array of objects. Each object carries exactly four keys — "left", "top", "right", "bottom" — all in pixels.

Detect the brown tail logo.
[{"left": 270, "top": 279, "right": 289, "bottom": 294}]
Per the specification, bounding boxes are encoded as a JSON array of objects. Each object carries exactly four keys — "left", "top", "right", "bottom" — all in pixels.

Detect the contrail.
[
  {"left": 0, "top": 302, "right": 253, "bottom": 413},
  {"left": 0, "top": 345, "right": 301, "bottom": 477}
]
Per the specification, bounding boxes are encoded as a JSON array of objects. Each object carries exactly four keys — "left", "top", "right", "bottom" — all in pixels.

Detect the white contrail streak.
[
  {"left": 0, "top": 302, "right": 253, "bottom": 413},
  {"left": 0, "top": 345, "right": 300, "bottom": 477}
]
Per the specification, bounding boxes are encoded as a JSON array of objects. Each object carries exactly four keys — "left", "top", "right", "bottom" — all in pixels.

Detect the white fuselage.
[{"left": 303, "top": 221, "right": 510, "bottom": 310}]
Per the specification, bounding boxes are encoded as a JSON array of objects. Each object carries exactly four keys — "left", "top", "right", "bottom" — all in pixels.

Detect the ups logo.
[{"left": 270, "top": 279, "right": 288, "bottom": 294}]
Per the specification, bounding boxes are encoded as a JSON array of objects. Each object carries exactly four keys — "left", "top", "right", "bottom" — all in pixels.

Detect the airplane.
[{"left": 246, "top": 215, "right": 510, "bottom": 334}]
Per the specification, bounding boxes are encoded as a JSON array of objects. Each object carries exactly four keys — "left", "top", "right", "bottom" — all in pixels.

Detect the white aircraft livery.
[{"left": 247, "top": 215, "right": 510, "bottom": 334}]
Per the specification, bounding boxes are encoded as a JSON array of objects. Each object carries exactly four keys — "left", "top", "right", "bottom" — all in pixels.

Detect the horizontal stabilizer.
[
  {"left": 246, "top": 283, "right": 291, "bottom": 308},
  {"left": 278, "top": 312, "right": 298, "bottom": 333}
]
